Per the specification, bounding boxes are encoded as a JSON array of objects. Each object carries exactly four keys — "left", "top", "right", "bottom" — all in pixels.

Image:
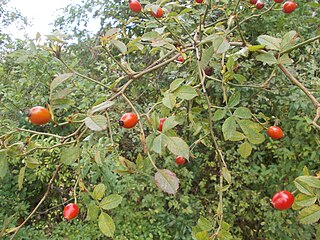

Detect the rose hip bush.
[{"left": 0, "top": 0, "right": 319, "bottom": 239}]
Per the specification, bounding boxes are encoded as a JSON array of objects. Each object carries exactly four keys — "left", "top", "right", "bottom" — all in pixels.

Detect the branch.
[{"left": 9, "top": 164, "right": 62, "bottom": 239}]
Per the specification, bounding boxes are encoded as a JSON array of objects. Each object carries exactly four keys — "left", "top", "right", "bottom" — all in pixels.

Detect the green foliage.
[{"left": 0, "top": 0, "right": 319, "bottom": 239}]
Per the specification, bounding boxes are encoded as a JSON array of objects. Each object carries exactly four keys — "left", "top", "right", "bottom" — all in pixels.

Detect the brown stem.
[{"left": 9, "top": 164, "right": 62, "bottom": 239}]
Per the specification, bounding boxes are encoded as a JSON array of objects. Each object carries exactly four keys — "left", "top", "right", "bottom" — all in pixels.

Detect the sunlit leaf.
[{"left": 154, "top": 169, "right": 180, "bottom": 194}]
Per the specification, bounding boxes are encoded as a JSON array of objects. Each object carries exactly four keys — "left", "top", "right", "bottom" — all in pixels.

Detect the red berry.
[
  {"left": 266, "top": 126, "right": 284, "bottom": 140},
  {"left": 158, "top": 118, "right": 166, "bottom": 131},
  {"left": 27, "top": 106, "right": 51, "bottom": 125},
  {"left": 196, "top": 0, "right": 204, "bottom": 3},
  {"left": 63, "top": 203, "right": 79, "bottom": 220},
  {"left": 151, "top": 7, "right": 164, "bottom": 18},
  {"left": 255, "top": 1, "right": 265, "bottom": 10},
  {"left": 249, "top": 0, "right": 257, "bottom": 4},
  {"left": 177, "top": 56, "right": 184, "bottom": 63},
  {"left": 274, "top": 0, "right": 284, "bottom": 3},
  {"left": 271, "top": 190, "right": 294, "bottom": 210},
  {"left": 282, "top": 1, "right": 297, "bottom": 13},
  {"left": 176, "top": 156, "right": 186, "bottom": 165},
  {"left": 128, "top": 0, "right": 142, "bottom": 13},
  {"left": 119, "top": 112, "right": 138, "bottom": 129}
]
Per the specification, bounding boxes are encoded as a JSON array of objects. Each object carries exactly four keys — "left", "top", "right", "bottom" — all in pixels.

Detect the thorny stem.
[
  {"left": 280, "top": 35, "right": 320, "bottom": 55},
  {"left": 9, "top": 164, "right": 62, "bottom": 239},
  {"left": 105, "top": 111, "right": 114, "bottom": 146}
]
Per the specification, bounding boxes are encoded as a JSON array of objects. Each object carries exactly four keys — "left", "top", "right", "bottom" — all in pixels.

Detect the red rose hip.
[
  {"left": 176, "top": 156, "right": 186, "bottom": 165},
  {"left": 267, "top": 126, "right": 284, "bottom": 140},
  {"left": 63, "top": 203, "right": 79, "bottom": 220},
  {"left": 119, "top": 112, "right": 138, "bottom": 129},
  {"left": 158, "top": 118, "right": 166, "bottom": 131},
  {"left": 271, "top": 190, "right": 294, "bottom": 210},
  {"left": 129, "top": 0, "right": 142, "bottom": 13},
  {"left": 282, "top": 1, "right": 297, "bottom": 13}
]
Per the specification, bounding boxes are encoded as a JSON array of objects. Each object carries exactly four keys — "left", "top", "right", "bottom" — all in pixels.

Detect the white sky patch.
[{"left": 6, "top": 0, "right": 99, "bottom": 39}]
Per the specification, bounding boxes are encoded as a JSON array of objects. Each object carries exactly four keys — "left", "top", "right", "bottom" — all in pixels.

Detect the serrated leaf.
[
  {"left": 105, "top": 28, "right": 120, "bottom": 38},
  {"left": 100, "top": 194, "right": 122, "bottom": 210},
  {"left": 257, "top": 35, "right": 281, "bottom": 50},
  {"left": 152, "top": 134, "right": 168, "bottom": 154},
  {"left": 238, "top": 141, "right": 252, "bottom": 158},
  {"left": 60, "top": 146, "right": 80, "bottom": 165},
  {"left": 294, "top": 178, "right": 314, "bottom": 196},
  {"left": 213, "top": 36, "right": 230, "bottom": 54},
  {"left": 234, "top": 74, "right": 246, "bottom": 83},
  {"left": 142, "top": 31, "right": 162, "bottom": 41},
  {"left": 51, "top": 88, "right": 73, "bottom": 99},
  {"left": 85, "top": 115, "right": 107, "bottom": 131},
  {"left": 212, "top": 109, "right": 227, "bottom": 121},
  {"left": 86, "top": 201, "right": 100, "bottom": 221},
  {"left": 162, "top": 92, "right": 176, "bottom": 110},
  {"left": 166, "top": 137, "right": 190, "bottom": 160},
  {"left": 95, "top": 151, "right": 102, "bottom": 165},
  {"left": 91, "top": 101, "right": 114, "bottom": 114},
  {"left": 93, "top": 183, "right": 105, "bottom": 200},
  {"left": 280, "top": 30, "right": 298, "bottom": 52},
  {"left": 228, "top": 92, "right": 240, "bottom": 107},
  {"left": 169, "top": 78, "right": 184, "bottom": 92},
  {"left": 298, "top": 205, "right": 320, "bottom": 224},
  {"left": 234, "top": 107, "right": 252, "bottom": 119},
  {"left": 146, "top": 133, "right": 156, "bottom": 151},
  {"left": 256, "top": 53, "right": 277, "bottom": 65},
  {"left": 226, "top": 56, "right": 234, "bottom": 73},
  {"left": 50, "top": 73, "right": 74, "bottom": 91},
  {"left": 222, "top": 116, "right": 237, "bottom": 140},
  {"left": 162, "top": 116, "right": 179, "bottom": 132},
  {"left": 98, "top": 212, "right": 115, "bottom": 237},
  {"left": 110, "top": 39, "right": 127, "bottom": 54},
  {"left": 195, "top": 231, "right": 209, "bottom": 240},
  {"left": 295, "top": 193, "right": 317, "bottom": 207},
  {"left": 174, "top": 86, "right": 198, "bottom": 100},
  {"left": 18, "top": 166, "right": 25, "bottom": 190},
  {"left": 238, "top": 120, "right": 265, "bottom": 145},
  {"left": 154, "top": 169, "right": 180, "bottom": 194}
]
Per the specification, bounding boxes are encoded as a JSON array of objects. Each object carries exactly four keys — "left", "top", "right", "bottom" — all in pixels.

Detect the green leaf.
[
  {"left": 248, "top": 45, "right": 265, "bottom": 51},
  {"left": 18, "top": 166, "right": 26, "bottom": 190},
  {"left": 50, "top": 73, "right": 74, "bottom": 92},
  {"left": 86, "top": 202, "right": 100, "bottom": 221},
  {"left": 162, "top": 116, "right": 179, "bottom": 132},
  {"left": 93, "top": 183, "right": 106, "bottom": 200},
  {"left": 234, "top": 74, "right": 246, "bottom": 83},
  {"left": 95, "top": 151, "right": 102, "bottom": 165},
  {"left": 152, "top": 134, "right": 168, "bottom": 154},
  {"left": 110, "top": 39, "right": 127, "bottom": 54},
  {"left": 200, "top": 46, "right": 214, "bottom": 68},
  {"left": 295, "top": 176, "right": 320, "bottom": 189},
  {"left": 141, "top": 31, "right": 162, "bottom": 41},
  {"left": 85, "top": 115, "right": 107, "bottom": 131},
  {"left": 238, "top": 141, "right": 253, "bottom": 158},
  {"left": 105, "top": 28, "right": 120, "bottom": 38},
  {"left": 195, "top": 231, "right": 209, "bottom": 240},
  {"left": 221, "top": 167, "right": 232, "bottom": 185},
  {"left": 100, "top": 194, "right": 122, "bottom": 210},
  {"left": 25, "top": 157, "right": 40, "bottom": 169},
  {"left": 280, "top": 30, "right": 298, "bottom": 52},
  {"left": 91, "top": 101, "right": 114, "bottom": 114},
  {"left": 98, "top": 212, "right": 115, "bottom": 237},
  {"left": 295, "top": 193, "right": 317, "bottom": 207},
  {"left": 162, "top": 92, "right": 176, "bottom": 110},
  {"left": 238, "top": 120, "right": 265, "bottom": 145},
  {"left": 222, "top": 116, "right": 237, "bottom": 140},
  {"left": 256, "top": 53, "right": 277, "bottom": 65},
  {"left": 226, "top": 56, "right": 234, "bottom": 73},
  {"left": 294, "top": 177, "right": 315, "bottom": 196},
  {"left": 257, "top": 35, "right": 281, "bottom": 50},
  {"left": 212, "top": 109, "right": 227, "bottom": 121},
  {"left": 213, "top": 36, "right": 230, "bottom": 54},
  {"left": 298, "top": 205, "right": 320, "bottom": 224},
  {"left": 278, "top": 54, "right": 293, "bottom": 65},
  {"left": 234, "top": 107, "right": 252, "bottom": 119},
  {"left": 154, "top": 169, "right": 180, "bottom": 194},
  {"left": 174, "top": 86, "right": 198, "bottom": 100},
  {"left": 197, "top": 216, "right": 213, "bottom": 231},
  {"left": 228, "top": 131, "right": 245, "bottom": 142},
  {"left": 60, "top": 146, "right": 80, "bottom": 165},
  {"left": 228, "top": 92, "right": 240, "bottom": 107},
  {"left": 169, "top": 78, "right": 184, "bottom": 92},
  {"left": 166, "top": 137, "right": 190, "bottom": 160},
  {"left": 146, "top": 133, "right": 156, "bottom": 151}
]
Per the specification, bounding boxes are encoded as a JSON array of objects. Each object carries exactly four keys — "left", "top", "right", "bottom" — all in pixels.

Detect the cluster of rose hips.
[
  {"left": 250, "top": 0, "right": 297, "bottom": 13},
  {"left": 128, "top": 0, "right": 164, "bottom": 18}
]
